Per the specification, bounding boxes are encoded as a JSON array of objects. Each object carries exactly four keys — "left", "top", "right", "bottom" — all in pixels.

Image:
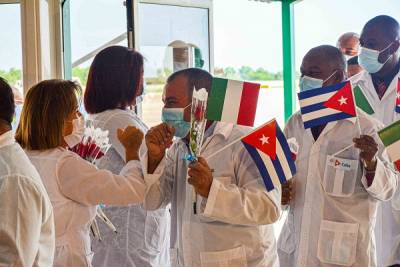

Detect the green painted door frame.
[{"left": 280, "top": 0, "right": 300, "bottom": 122}]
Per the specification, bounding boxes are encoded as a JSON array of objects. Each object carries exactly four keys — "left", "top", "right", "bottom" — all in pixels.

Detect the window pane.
[
  {"left": 66, "top": 0, "right": 127, "bottom": 88},
  {"left": 213, "top": 0, "right": 284, "bottom": 127},
  {"left": 138, "top": 3, "right": 210, "bottom": 127},
  {"left": 0, "top": 3, "right": 23, "bottom": 131},
  {"left": 213, "top": 0, "right": 284, "bottom": 237}
]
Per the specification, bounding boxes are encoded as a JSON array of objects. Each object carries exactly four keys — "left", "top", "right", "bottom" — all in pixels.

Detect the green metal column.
[
  {"left": 62, "top": 0, "right": 72, "bottom": 80},
  {"left": 281, "top": 0, "right": 297, "bottom": 122}
]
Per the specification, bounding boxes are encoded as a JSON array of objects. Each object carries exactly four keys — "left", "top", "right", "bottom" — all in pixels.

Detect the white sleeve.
[
  {"left": 200, "top": 146, "right": 281, "bottom": 226},
  {"left": 361, "top": 141, "right": 398, "bottom": 201},
  {"left": 57, "top": 153, "right": 146, "bottom": 206},
  {"left": 142, "top": 150, "right": 174, "bottom": 211},
  {"left": 0, "top": 176, "right": 54, "bottom": 267},
  {"left": 391, "top": 176, "right": 400, "bottom": 210}
]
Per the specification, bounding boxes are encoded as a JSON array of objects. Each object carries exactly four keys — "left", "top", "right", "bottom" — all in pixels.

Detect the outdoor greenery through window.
[
  {"left": 213, "top": 0, "right": 285, "bottom": 127},
  {"left": 0, "top": 3, "right": 23, "bottom": 130}
]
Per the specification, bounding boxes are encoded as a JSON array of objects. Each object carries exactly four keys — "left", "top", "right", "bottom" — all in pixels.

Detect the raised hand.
[{"left": 117, "top": 125, "right": 144, "bottom": 162}]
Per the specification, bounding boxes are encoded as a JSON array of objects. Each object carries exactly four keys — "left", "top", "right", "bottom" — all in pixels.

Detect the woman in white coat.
[
  {"left": 84, "top": 46, "right": 169, "bottom": 267},
  {"left": 15, "top": 79, "right": 146, "bottom": 267}
]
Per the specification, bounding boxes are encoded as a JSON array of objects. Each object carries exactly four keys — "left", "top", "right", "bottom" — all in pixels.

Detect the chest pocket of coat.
[
  {"left": 199, "top": 246, "right": 247, "bottom": 267},
  {"left": 322, "top": 155, "right": 359, "bottom": 197},
  {"left": 317, "top": 220, "right": 359, "bottom": 266}
]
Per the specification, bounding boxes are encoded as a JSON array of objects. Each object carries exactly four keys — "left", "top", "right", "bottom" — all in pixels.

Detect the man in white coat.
[
  {"left": 140, "top": 68, "right": 281, "bottom": 267},
  {"left": 278, "top": 45, "right": 398, "bottom": 267},
  {"left": 0, "top": 77, "right": 55, "bottom": 266},
  {"left": 351, "top": 15, "right": 400, "bottom": 267}
]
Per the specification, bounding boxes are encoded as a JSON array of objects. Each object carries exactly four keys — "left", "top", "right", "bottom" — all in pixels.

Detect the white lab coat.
[
  {"left": 26, "top": 147, "right": 145, "bottom": 267},
  {"left": 277, "top": 111, "right": 398, "bottom": 267},
  {"left": 142, "top": 122, "right": 281, "bottom": 267},
  {"left": 0, "top": 131, "right": 55, "bottom": 267},
  {"left": 351, "top": 70, "right": 400, "bottom": 266},
  {"left": 89, "top": 109, "right": 170, "bottom": 267}
]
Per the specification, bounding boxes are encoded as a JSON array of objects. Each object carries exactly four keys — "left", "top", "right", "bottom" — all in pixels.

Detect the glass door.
[{"left": 136, "top": 0, "right": 212, "bottom": 126}]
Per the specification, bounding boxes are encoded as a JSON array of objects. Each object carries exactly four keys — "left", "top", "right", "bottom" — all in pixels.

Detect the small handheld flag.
[
  {"left": 396, "top": 78, "right": 400, "bottom": 113},
  {"left": 354, "top": 85, "right": 375, "bottom": 115},
  {"left": 242, "top": 120, "right": 296, "bottom": 191},
  {"left": 298, "top": 81, "right": 357, "bottom": 129},
  {"left": 206, "top": 77, "right": 260, "bottom": 127},
  {"left": 378, "top": 119, "right": 400, "bottom": 171}
]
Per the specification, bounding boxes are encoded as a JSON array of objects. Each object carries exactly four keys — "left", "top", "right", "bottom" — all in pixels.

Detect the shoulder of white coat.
[
  {"left": 0, "top": 173, "right": 52, "bottom": 210},
  {"left": 56, "top": 148, "right": 84, "bottom": 165},
  {"left": 357, "top": 108, "right": 384, "bottom": 133},
  {"left": 2, "top": 144, "right": 45, "bottom": 187},
  {"left": 209, "top": 123, "right": 248, "bottom": 154},
  {"left": 350, "top": 70, "right": 369, "bottom": 85},
  {"left": 231, "top": 124, "right": 253, "bottom": 136},
  {"left": 91, "top": 109, "right": 147, "bottom": 133},
  {"left": 285, "top": 111, "right": 304, "bottom": 136}
]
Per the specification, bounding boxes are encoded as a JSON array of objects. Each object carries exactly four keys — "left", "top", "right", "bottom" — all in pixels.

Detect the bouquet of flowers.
[
  {"left": 69, "top": 120, "right": 111, "bottom": 164},
  {"left": 188, "top": 88, "right": 209, "bottom": 161},
  {"left": 187, "top": 88, "right": 208, "bottom": 214},
  {"left": 68, "top": 120, "right": 116, "bottom": 241}
]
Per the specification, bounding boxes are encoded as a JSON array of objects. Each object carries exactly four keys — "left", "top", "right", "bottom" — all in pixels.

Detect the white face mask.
[
  {"left": 64, "top": 115, "right": 85, "bottom": 148},
  {"left": 299, "top": 70, "right": 338, "bottom": 92},
  {"left": 358, "top": 43, "right": 394, "bottom": 74}
]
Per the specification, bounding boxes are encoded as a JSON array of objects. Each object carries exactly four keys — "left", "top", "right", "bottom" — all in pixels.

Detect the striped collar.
[{"left": 0, "top": 131, "right": 15, "bottom": 149}]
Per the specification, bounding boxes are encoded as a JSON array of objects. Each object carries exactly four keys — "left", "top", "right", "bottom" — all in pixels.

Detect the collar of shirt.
[
  {"left": 0, "top": 130, "right": 15, "bottom": 149},
  {"left": 203, "top": 122, "right": 234, "bottom": 143},
  {"left": 371, "top": 59, "right": 400, "bottom": 98},
  {"left": 181, "top": 121, "right": 233, "bottom": 147},
  {"left": 203, "top": 122, "right": 217, "bottom": 140}
]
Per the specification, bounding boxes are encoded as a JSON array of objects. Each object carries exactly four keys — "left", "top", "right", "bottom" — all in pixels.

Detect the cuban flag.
[
  {"left": 242, "top": 120, "right": 296, "bottom": 191},
  {"left": 396, "top": 78, "right": 400, "bottom": 113},
  {"left": 298, "top": 81, "right": 357, "bottom": 129}
]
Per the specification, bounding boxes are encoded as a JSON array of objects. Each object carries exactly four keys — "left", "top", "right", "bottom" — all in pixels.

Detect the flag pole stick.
[
  {"left": 205, "top": 119, "right": 275, "bottom": 160},
  {"left": 205, "top": 135, "right": 244, "bottom": 160},
  {"left": 332, "top": 143, "right": 354, "bottom": 157}
]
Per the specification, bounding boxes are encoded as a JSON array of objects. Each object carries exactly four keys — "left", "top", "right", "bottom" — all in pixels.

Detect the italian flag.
[
  {"left": 354, "top": 85, "right": 374, "bottom": 115},
  {"left": 378, "top": 120, "right": 400, "bottom": 170},
  {"left": 206, "top": 77, "right": 260, "bottom": 127}
]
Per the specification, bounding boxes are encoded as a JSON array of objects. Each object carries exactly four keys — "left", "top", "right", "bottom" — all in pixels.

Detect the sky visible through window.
[{"left": 1, "top": 0, "right": 399, "bottom": 75}]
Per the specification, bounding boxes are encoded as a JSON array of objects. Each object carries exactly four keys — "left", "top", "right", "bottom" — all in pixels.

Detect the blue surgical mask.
[
  {"left": 359, "top": 43, "right": 394, "bottom": 74},
  {"left": 299, "top": 70, "right": 337, "bottom": 92},
  {"left": 161, "top": 105, "right": 191, "bottom": 138}
]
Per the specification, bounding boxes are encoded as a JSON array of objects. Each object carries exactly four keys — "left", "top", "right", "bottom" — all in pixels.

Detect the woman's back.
[{"left": 90, "top": 109, "right": 170, "bottom": 267}]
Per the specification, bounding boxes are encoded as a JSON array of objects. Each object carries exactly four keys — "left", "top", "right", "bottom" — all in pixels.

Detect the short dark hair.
[
  {"left": 84, "top": 46, "right": 144, "bottom": 114},
  {"left": 364, "top": 15, "right": 400, "bottom": 41},
  {"left": 166, "top": 68, "right": 213, "bottom": 96},
  {"left": 0, "top": 77, "right": 15, "bottom": 125},
  {"left": 306, "top": 45, "right": 347, "bottom": 71}
]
